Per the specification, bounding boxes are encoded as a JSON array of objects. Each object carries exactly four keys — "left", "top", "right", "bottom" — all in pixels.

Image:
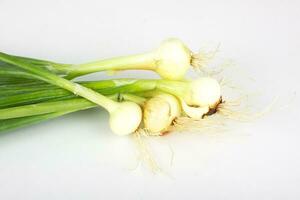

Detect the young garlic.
[
  {"left": 143, "top": 94, "right": 181, "bottom": 133},
  {"left": 63, "top": 38, "right": 202, "bottom": 80},
  {"left": 109, "top": 101, "right": 142, "bottom": 136},
  {"left": 155, "top": 77, "right": 221, "bottom": 119},
  {"left": 181, "top": 77, "right": 221, "bottom": 118}
]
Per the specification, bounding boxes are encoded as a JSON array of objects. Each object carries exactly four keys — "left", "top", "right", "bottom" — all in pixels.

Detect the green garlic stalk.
[
  {"left": 0, "top": 94, "right": 145, "bottom": 120},
  {"left": 66, "top": 38, "right": 192, "bottom": 80},
  {"left": 1, "top": 38, "right": 205, "bottom": 80},
  {"left": 0, "top": 94, "right": 146, "bottom": 133}
]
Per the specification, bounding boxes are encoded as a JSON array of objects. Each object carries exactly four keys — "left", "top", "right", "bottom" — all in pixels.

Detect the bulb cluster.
[{"left": 0, "top": 38, "right": 222, "bottom": 136}]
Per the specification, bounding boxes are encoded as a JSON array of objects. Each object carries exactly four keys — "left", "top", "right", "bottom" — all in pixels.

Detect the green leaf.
[
  {"left": 0, "top": 111, "right": 75, "bottom": 133},
  {"left": 0, "top": 52, "right": 71, "bottom": 75}
]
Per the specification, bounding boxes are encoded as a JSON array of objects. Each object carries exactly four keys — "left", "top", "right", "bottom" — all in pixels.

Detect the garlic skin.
[
  {"left": 184, "top": 77, "right": 221, "bottom": 108},
  {"left": 181, "top": 100, "right": 209, "bottom": 119},
  {"left": 109, "top": 102, "right": 142, "bottom": 136},
  {"left": 143, "top": 94, "right": 180, "bottom": 133},
  {"left": 155, "top": 38, "right": 192, "bottom": 80}
]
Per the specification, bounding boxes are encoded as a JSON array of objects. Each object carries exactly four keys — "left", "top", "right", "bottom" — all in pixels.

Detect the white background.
[{"left": 0, "top": 0, "right": 300, "bottom": 199}]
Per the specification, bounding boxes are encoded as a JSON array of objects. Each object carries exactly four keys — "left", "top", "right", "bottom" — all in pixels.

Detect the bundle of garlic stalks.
[{"left": 0, "top": 38, "right": 228, "bottom": 137}]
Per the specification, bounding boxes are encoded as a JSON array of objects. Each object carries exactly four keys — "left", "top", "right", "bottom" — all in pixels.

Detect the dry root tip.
[
  {"left": 216, "top": 95, "right": 277, "bottom": 122},
  {"left": 191, "top": 45, "right": 220, "bottom": 74},
  {"left": 191, "top": 52, "right": 209, "bottom": 71},
  {"left": 133, "top": 130, "right": 161, "bottom": 173},
  {"left": 136, "top": 128, "right": 163, "bottom": 137},
  {"left": 203, "top": 96, "right": 223, "bottom": 117},
  {"left": 169, "top": 115, "right": 228, "bottom": 134}
]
